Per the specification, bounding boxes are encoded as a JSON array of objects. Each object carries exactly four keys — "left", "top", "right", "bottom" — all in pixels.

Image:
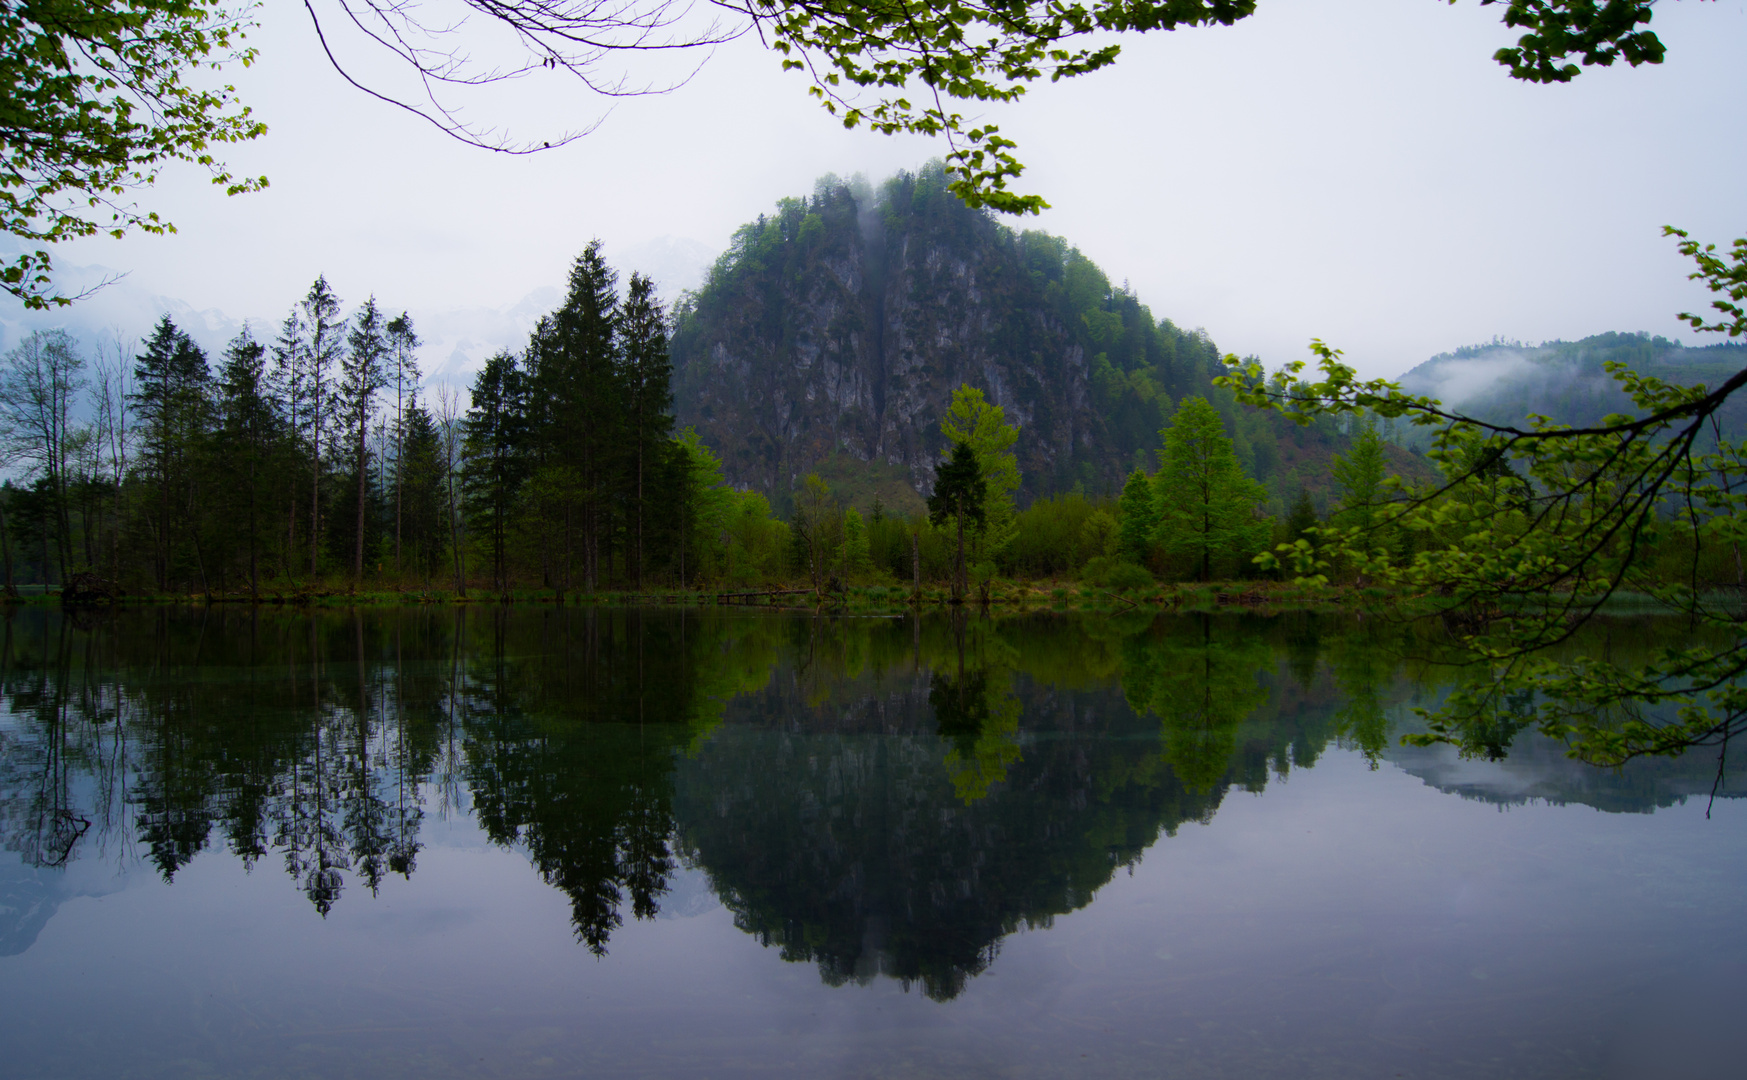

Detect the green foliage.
[
  {"left": 928, "top": 441, "right": 986, "bottom": 599},
  {"left": 1216, "top": 228, "right": 1747, "bottom": 767},
  {"left": 0, "top": 0, "right": 267, "bottom": 306},
  {"left": 1116, "top": 468, "right": 1158, "bottom": 564},
  {"left": 941, "top": 384, "right": 1020, "bottom": 559},
  {"left": 842, "top": 507, "right": 871, "bottom": 577},
  {"left": 1152, "top": 397, "right": 1268, "bottom": 582},
  {"left": 1082, "top": 556, "right": 1152, "bottom": 591},
  {"left": 744, "top": 0, "right": 1659, "bottom": 214},
  {"left": 791, "top": 472, "right": 843, "bottom": 593}
]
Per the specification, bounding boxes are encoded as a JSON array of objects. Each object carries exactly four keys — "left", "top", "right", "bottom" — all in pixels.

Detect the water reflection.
[{"left": 0, "top": 606, "right": 1737, "bottom": 992}]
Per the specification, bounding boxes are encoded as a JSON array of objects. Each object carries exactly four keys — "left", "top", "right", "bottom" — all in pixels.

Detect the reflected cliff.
[{"left": 0, "top": 606, "right": 1737, "bottom": 991}]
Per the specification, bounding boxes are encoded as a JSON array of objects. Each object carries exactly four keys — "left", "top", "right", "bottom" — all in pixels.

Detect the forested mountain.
[
  {"left": 671, "top": 164, "right": 1388, "bottom": 513},
  {"left": 1396, "top": 332, "right": 1747, "bottom": 439}
]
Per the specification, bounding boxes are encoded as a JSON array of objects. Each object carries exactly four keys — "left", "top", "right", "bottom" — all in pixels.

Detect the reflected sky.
[{"left": 0, "top": 606, "right": 1742, "bottom": 1079}]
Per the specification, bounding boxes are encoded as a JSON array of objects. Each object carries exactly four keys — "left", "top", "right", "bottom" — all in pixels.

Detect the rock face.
[{"left": 672, "top": 167, "right": 1211, "bottom": 506}]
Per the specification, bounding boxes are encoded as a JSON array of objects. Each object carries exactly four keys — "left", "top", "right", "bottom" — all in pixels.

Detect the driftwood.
[
  {"left": 714, "top": 588, "right": 816, "bottom": 605},
  {"left": 60, "top": 573, "right": 119, "bottom": 606}
]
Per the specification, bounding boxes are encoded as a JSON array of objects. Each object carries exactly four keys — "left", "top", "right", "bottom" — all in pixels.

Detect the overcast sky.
[{"left": 7, "top": 0, "right": 1746, "bottom": 383}]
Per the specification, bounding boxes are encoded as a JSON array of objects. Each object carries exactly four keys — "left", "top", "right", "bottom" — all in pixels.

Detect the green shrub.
[{"left": 1081, "top": 555, "right": 1153, "bottom": 591}]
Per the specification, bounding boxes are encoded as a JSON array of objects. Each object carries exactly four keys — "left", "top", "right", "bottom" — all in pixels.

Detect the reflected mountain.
[{"left": 0, "top": 605, "right": 1736, "bottom": 994}]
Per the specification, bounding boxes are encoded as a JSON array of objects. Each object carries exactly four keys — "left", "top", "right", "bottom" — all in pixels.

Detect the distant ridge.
[{"left": 1396, "top": 331, "right": 1747, "bottom": 438}]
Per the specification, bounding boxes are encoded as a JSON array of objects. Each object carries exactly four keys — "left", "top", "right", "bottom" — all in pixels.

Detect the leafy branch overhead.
[
  {"left": 1213, "top": 230, "right": 1747, "bottom": 769},
  {"left": 0, "top": 0, "right": 267, "bottom": 307},
  {"left": 0, "top": 0, "right": 1690, "bottom": 309},
  {"left": 723, "top": 0, "right": 1671, "bottom": 214}
]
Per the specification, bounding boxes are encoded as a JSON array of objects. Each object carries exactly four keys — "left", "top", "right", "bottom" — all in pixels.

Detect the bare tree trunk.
[{"left": 354, "top": 409, "right": 367, "bottom": 589}]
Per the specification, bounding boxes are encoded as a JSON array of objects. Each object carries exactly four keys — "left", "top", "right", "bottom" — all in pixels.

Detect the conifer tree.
[
  {"left": 940, "top": 385, "right": 1020, "bottom": 561},
  {"left": 270, "top": 307, "right": 306, "bottom": 579},
  {"left": 462, "top": 352, "right": 528, "bottom": 592},
  {"left": 131, "top": 316, "right": 209, "bottom": 590},
  {"left": 398, "top": 395, "right": 445, "bottom": 583},
  {"left": 1331, "top": 422, "right": 1388, "bottom": 532},
  {"left": 386, "top": 313, "right": 422, "bottom": 577},
  {"left": 928, "top": 441, "right": 987, "bottom": 602},
  {"left": 216, "top": 325, "right": 278, "bottom": 596},
  {"left": 1153, "top": 396, "right": 1267, "bottom": 582},
  {"left": 619, "top": 271, "right": 672, "bottom": 589},
  {"left": 528, "top": 241, "right": 619, "bottom": 590},
  {"left": 342, "top": 298, "right": 389, "bottom": 586},
  {"left": 1116, "top": 468, "right": 1158, "bottom": 564},
  {"left": 299, "top": 277, "right": 345, "bottom": 577}
]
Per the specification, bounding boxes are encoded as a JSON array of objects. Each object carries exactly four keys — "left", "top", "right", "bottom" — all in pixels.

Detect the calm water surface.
[{"left": 0, "top": 607, "right": 1742, "bottom": 1079}]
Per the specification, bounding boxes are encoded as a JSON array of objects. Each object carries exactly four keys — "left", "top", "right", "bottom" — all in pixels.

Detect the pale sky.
[{"left": 6, "top": 0, "right": 1746, "bottom": 383}]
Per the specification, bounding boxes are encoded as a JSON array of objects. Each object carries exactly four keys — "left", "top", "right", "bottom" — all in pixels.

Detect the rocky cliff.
[{"left": 671, "top": 165, "right": 1229, "bottom": 508}]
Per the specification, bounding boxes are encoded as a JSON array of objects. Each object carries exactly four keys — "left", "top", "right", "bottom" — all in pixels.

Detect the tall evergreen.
[
  {"left": 1153, "top": 397, "right": 1267, "bottom": 582},
  {"left": 299, "top": 276, "right": 345, "bottom": 577},
  {"left": 462, "top": 352, "right": 529, "bottom": 592},
  {"left": 527, "top": 240, "right": 619, "bottom": 591},
  {"left": 619, "top": 271, "right": 673, "bottom": 588},
  {"left": 398, "top": 396, "right": 446, "bottom": 584},
  {"left": 1116, "top": 468, "right": 1158, "bottom": 565},
  {"left": 131, "top": 316, "right": 210, "bottom": 590},
  {"left": 386, "top": 313, "right": 422, "bottom": 576},
  {"left": 216, "top": 325, "right": 280, "bottom": 596},
  {"left": 928, "top": 441, "right": 987, "bottom": 602},
  {"left": 342, "top": 298, "right": 390, "bottom": 586}
]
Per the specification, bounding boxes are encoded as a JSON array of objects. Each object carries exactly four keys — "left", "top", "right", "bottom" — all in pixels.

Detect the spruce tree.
[
  {"left": 940, "top": 385, "right": 1020, "bottom": 561},
  {"left": 1152, "top": 396, "right": 1267, "bottom": 582},
  {"left": 398, "top": 396, "right": 445, "bottom": 583},
  {"left": 1116, "top": 468, "right": 1158, "bottom": 565},
  {"left": 928, "top": 441, "right": 986, "bottom": 602},
  {"left": 270, "top": 307, "right": 305, "bottom": 580},
  {"left": 619, "top": 271, "right": 672, "bottom": 588},
  {"left": 216, "top": 325, "right": 278, "bottom": 595},
  {"left": 342, "top": 298, "right": 389, "bottom": 587},
  {"left": 462, "top": 352, "right": 528, "bottom": 592},
  {"left": 131, "top": 316, "right": 209, "bottom": 590},
  {"left": 386, "top": 313, "right": 422, "bottom": 578},
  {"left": 299, "top": 276, "right": 345, "bottom": 578},
  {"left": 527, "top": 241, "right": 619, "bottom": 590}
]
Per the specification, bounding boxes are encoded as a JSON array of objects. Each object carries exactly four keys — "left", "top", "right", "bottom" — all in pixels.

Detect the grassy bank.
[{"left": 8, "top": 578, "right": 1416, "bottom": 615}]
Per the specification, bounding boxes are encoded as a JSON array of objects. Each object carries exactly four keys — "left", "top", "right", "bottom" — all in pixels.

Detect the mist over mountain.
[{"left": 1396, "top": 332, "right": 1747, "bottom": 439}]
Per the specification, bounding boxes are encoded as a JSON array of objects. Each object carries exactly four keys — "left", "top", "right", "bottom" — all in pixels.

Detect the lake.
[{"left": 0, "top": 606, "right": 1742, "bottom": 1079}]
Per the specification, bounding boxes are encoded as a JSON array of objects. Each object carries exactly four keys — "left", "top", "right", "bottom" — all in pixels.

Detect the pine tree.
[
  {"left": 270, "top": 307, "right": 305, "bottom": 581},
  {"left": 1331, "top": 422, "right": 1388, "bottom": 532},
  {"left": 527, "top": 241, "right": 619, "bottom": 590},
  {"left": 342, "top": 298, "right": 389, "bottom": 587},
  {"left": 216, "top": 325, "right": 279, "bottom": 596},
  {"left": 940, "top": 385, "right": 1019, "bottom": 561},
  {"left": 1153, "top": 396, "right": 1267, "bottom": 582},
  {"left": 130, "top": 316, "right": 209, "bottom": 590},
  {"left": 398, "top": 396, "right": 445, "bottom": 583},
  {"left": 462, "top": 352, "right": 528, "bottom": 592},
  {"left": 299, "top": 277, "right": 345, "bottom": 577},
  {"left": 619, "top": 271, "right": 672, "bottom": 589},
  {"left": 386, "top": 313, "right": 422, "bottom": 578},
  {"left": 1116, "top": 468, "right": 1158, "bottom": 564},
  {"left": 843, "top": 507, "right": 871, "bottom": 578},
  {"left": 928, "top": 441, "right": 987, "bottom": 602}
]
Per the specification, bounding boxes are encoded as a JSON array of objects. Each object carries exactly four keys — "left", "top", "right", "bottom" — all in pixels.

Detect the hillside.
[
  {"left": 1396, "top": 332, "right": 1747, "bottom": 440},
  {"left": 671, "top": 164, "right": 1392, "bottom": 513}
]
